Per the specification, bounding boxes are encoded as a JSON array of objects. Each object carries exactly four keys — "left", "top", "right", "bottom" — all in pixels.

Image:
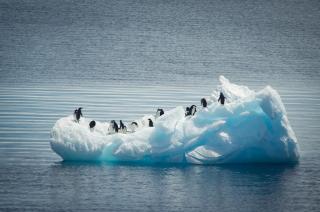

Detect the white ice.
[{"left": 50, "top": 76, "right": 300, "bottom": 164}]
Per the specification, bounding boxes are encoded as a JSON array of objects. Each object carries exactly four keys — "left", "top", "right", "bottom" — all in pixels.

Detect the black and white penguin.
[
  {"left": 218, "top": 92, "right": 226, "bottom": 105},
  {"left": 185, "top": 105, "right": 197, "bottom": 116},
  {"left": 190, "top": 105, "right": 197, "bottom": 115},
  {"left": 185, "top": 107, "right": 190, "bottom": 116},
  {"left": 119, "top": 120, "right": 127, "bottom": 133},
  {"left": 109, "top": 120, "right": 119, "bottom": 133},
  {"left": 148, "top": 119, "right": 154, "bottom": 127},
  {"left": 201, "top": 98, "right": 207, "bottom": 108},
  {"left": 158, "top": 109, "right": 164, "bottom": 116},
  {"left": 130, "top": 122, "right": 139, "bottom": 132},
  {"left": 74, "top": 107, "right": 83, "bottom": 122},
  {"left": 156, "top": 108, "right": 164, "bottom": 119},
  {"left": 89, "top": 120, "right": 96, "bottom": 129}
]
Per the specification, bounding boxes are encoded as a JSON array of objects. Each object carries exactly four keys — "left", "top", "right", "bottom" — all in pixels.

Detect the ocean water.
[{"left": 0, "top": 0, "right": 320, "bottom": 211}]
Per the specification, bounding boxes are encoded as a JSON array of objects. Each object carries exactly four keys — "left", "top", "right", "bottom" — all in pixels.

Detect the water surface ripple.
[{"left": 1, "top": 0, "right": 320, "bottom": 211}]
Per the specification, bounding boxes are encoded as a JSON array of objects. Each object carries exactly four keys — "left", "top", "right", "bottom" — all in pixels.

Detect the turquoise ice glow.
[{"left": 50, "top": 76, "right": 299, "bottom": 164}]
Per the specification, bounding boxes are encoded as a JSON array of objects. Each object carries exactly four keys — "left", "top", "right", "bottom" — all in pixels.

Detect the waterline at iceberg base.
[{"left": 50, "top": 76, "right": 300, "bottom": 164}]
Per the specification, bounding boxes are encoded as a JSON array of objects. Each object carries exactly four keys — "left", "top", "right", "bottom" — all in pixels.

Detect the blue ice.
[{"left": 50, "top": 76, "right": 300, "bottom": 164}]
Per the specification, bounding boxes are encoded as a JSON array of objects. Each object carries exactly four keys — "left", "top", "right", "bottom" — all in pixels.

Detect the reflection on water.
[
  {"left": 0, "top": 86, "right": 319, "bottom": 211},
  {"left": 0, "top": 162, "right": 301, "bottom": 211}
]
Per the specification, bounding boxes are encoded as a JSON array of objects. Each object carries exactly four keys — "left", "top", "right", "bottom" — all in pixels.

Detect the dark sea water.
[{"left": 1, "top": 0, "right": 320, "bottom": 211}]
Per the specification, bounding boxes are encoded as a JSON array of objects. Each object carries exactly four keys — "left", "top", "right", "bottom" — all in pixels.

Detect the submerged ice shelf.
[{"left": 50, "top": 76, "right": 300, "bottom": 164}]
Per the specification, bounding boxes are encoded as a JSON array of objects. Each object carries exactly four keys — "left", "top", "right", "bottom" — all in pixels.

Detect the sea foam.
[{"left": 50, "top": 76, "right": 300, "bottom": 164}]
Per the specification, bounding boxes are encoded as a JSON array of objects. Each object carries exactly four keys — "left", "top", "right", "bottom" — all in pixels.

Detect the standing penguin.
[
  {"left": 74, "top": 107, "right": 83, "bottom": 122},
  {"left": 190, "top": 105, "right": 197, "bottom": 115},
  {"left": 119, "top": 120, "right": 127, "bottom": 133},
  {"left": 148, "top": 119, "right": 154, "bottom": 127},
  {"left": 108, "top": 120, "right": 119, "bottom": 134},
  {"left": 185, "top": 107, "right": 190, "bottom": 116},
  {"left": 201, "top": 98, "right": 207, "bottom": 108},
  {"left": 218, "top": 92, "right": 226, "bottom": 105},
  {"left": 185, "top": 105, "right": 196, "bottom": 116},
  {"left": 156, "top": 108, "right": 164, "bottom": 119}
]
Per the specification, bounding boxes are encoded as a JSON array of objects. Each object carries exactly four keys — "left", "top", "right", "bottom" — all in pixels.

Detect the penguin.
[
  {"left": 158, "top": 109, "right": 164, "bottom": 116},
  {"left": 74, "top": 107, "right": 83, "bottom": 122},
  {"left": 186, "top": 105, "right": 197, "bottom": 116},
  {"left": 190, "top": 105, "right": 197, "bottom": 115},
  {"left": 148, "top": 119, "right": 154, "bottom": 127},
  {"left": 119, "top": 120, "right": 127, "bottom": 133},
  {"left": 185, "top": 107, "right": 190, "bottom": 116},
  {"left": 109, "top": 120, "right": 119, "bottom": 133},
  {"left": 89, "top": 120, "right": 96, "bottom": 129},
  {"left": 201, "top": 98, "right": 207, "bottom": 108},
  {"left": 156, "top": 108, "right": 164, "bottom": 119},
  {"left": 130, "top": 122, "right": 139, "bottom": 132},
  {"left": 218, "top": 92, "right": 226, "bottom": 105},
  {"left": 113, "top": 120, "right": 119, "bottom": 133}
]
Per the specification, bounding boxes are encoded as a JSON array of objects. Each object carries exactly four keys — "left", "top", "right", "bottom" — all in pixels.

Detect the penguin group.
[
  {"left": 185, "top": 105, "right": 197, "bottom": 116},
  {"left": 185, "top": 97, "right": 207, "bottom": 117},
  {"left": 72, "top": 92, "right": 226, "bottom": 134},
  {"left": 185, "top": 92, "right": 226, "bottom": 117},
  {"left": 72, "top": 107, "right": 165, "bottom": 134}
]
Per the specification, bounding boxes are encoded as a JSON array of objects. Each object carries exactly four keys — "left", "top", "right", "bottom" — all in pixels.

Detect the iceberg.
[{"left": 50, "top": 76, "right": 300, "bottom": 164}]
